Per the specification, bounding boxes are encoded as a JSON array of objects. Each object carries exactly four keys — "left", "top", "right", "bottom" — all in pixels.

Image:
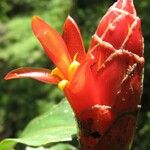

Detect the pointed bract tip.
[
  {"left": 67, "top": 15, "right": 73, "bottom": 20},
  {"left": 32, "top": 15, "right": 50, "bottom": 37},
  {"left": 32, "top": 16, "right": 41, "bottom": 26},
  {"left": 4, "top": 72, "right": 17, "bottom": 80},
  {"left": 67, "top": 15, "right": 72, "bottom": 20},
  {"left": 116, "top": 0, "right": 136, "bottom": 15},
  {"left": 66, "top": 15, "right": 76, "bottom": 24},
  {"left": 32, "top": 15, "right": 38, "bottom": 20}
]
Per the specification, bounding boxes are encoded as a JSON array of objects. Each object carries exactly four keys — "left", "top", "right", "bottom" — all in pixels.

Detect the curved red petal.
[
  {"left": 4, "top": 67, "right": 59, "bottom": 84},
  {"left": 64, "top": 60, "right": 100, "bottom": 114},
  {"left": 32, "top": 16, "right": 71, "bottom": 77},
  {"left": 62, "top": 16, "right": 86, "bottom": 63}
]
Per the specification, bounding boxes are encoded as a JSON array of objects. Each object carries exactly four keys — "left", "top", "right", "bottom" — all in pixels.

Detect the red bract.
[{"left": 5, "top": 0, "right": 144, "bottom": 149}]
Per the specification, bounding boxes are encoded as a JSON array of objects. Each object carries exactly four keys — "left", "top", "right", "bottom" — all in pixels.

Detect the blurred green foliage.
[{"left": 0, "top": 0, "right": 150, "bottom": 149}]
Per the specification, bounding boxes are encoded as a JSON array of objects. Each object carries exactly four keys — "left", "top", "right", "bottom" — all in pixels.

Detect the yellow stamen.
[
  {"left": 68, "top": 59, "right": 80, "bottom": 80},
  {"left": 58, "top": 80, "right": 69, "bottom": 91},
  {"left": 73, "top": 53, "right": 78, "bottom": 61},
  {"left": 51, "top": 67, "right": 64, "bottom": 79}
]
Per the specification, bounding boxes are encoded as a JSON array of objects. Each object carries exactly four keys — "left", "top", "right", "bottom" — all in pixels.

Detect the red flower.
[
  {"left": 5, "top": 0, "right": 144, "bottom": 114},
  {"left": 5, "top": 0, "right": 144, "bottom": 149}
]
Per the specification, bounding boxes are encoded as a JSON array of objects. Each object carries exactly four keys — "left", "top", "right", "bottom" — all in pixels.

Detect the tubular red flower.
[
  {"left": 4, "top": 0, "right": 144, "bottom": 149},
  {"left": 4, "top": 0, "right": 144, "bottom": 118}
]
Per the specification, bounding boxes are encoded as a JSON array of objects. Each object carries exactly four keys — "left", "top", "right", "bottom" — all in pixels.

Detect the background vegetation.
[{"left": 0, "top": 0, "right": 150, "bottom": 149}]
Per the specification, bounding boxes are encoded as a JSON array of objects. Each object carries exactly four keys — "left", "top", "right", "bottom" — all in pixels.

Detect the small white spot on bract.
[
  {"left": 122, "top": 98, "right": 126, "bottom": 101},
  {"left": 117, "top": 90, "right": 121, "bottom": 94},
  {"left": 110, "top": 25, "right": 115, "bottom": 31}
]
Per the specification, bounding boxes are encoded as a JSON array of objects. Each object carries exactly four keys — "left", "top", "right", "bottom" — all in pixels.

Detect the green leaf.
[
  {"left": 48, "top": 143, "right": 77, "bottom": 150},
  {"left": 0, "top": 99, "right": 77, "bottom": 150},
  {"left": 26, "top": 143, "right": 76, "bottom": 150}
]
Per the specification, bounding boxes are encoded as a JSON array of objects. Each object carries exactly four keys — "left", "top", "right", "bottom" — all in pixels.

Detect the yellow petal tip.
[{"left": 68, "top": 60, "right": 80, "bottom": 80}]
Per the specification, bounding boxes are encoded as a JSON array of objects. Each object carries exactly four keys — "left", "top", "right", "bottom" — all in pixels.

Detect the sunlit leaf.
[{"left": 0, "top": 99, "right": 77, "bottom": 150}]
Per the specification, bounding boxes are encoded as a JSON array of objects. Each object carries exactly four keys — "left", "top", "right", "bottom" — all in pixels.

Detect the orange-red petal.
[
  {"left": 4, "top": 67, "right": 59, "bottom": 84},
  {"left": 64, "top": 60, "right": 100, "bottom": 114},
  {"left": 62, "top": 16, "right": 86, "bottom": 63},
  {"left": 32, "top": 16, "right": 71, "bottom": 77}
]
